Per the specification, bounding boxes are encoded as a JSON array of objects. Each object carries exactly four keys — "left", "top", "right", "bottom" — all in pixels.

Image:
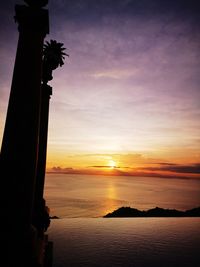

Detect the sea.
[{"left": 44, "top": 174, "right": 200, "bottom": 267}]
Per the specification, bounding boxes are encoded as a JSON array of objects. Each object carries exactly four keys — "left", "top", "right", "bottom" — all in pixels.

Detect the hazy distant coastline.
[
  {"left": 104, "top": 206, "right": 200, "bottom": 218},
  {"left": 46, "top": 171, "right": 198, "bottom": 180}
]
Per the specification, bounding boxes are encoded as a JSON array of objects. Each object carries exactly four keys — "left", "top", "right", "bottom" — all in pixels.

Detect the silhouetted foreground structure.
[
  {"left": 0, "top": 0, "right": 67, "bottom": 266},
  {"left": 104, "top": 206, "right": 200, "bottom": 218}
]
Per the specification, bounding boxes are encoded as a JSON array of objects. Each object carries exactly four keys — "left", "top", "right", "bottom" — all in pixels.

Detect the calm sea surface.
[
  {"left": 45, "top": 174, "right": 200, "bottom": 267},
  {"left": 44, "top": 173, "right": 200, "bottom": 218},
  {"left": 48, "top": 218, "right": 200, "bottom": 267}
]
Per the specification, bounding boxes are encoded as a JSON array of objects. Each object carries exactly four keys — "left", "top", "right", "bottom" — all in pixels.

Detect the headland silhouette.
[{"left": 104, "top": 206, "right": 200, "bottom": 218}]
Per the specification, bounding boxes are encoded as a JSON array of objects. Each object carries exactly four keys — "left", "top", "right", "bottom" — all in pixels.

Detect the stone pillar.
[
  {"left": 33, "top": 84, "right": 52, "bottom": 236},
  {"left": 0, "top": 2, "right": 49, "bottom": 266}
]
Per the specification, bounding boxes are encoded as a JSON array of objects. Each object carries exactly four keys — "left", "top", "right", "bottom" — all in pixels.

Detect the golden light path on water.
[
  {"left": 44, "top": 173, "right": 200, "bottom": 218},
  {"left": 104, "top": 181, "right": 118, "bottom": 215}
]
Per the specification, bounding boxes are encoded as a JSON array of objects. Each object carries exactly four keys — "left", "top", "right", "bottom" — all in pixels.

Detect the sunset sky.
[{"left": 0, "top": 0, "right": 200, "bottom": 178}]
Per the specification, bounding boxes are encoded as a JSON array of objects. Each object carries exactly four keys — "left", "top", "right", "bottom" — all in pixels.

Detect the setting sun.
[{"left": 108, "top": 160, "right": 117, "bottom": 168}]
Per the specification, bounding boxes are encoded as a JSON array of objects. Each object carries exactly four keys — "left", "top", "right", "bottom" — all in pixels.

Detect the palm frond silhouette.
[{"left": 42, "top": 39, "right": 68, "bottom": 83}]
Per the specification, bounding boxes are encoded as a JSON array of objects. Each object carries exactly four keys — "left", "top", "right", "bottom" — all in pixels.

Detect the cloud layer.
[{"left": 0, "top": 0, "right": 200, "bottom": 168}]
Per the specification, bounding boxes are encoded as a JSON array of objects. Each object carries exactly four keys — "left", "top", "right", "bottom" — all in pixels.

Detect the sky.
[{"left": 0, "top": 0, "right": 200, "bottom": 178}]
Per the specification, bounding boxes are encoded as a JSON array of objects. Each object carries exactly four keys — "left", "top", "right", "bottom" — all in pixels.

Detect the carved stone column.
[
  {"left": 0, "top": 2, "right": 49, "bottom": 266},
  {"left": 33, "top": 84, "right": 52, "bottom": 237}
]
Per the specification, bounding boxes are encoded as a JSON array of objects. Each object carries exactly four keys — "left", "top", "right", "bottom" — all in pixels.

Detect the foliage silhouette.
[{"left": 42, "top": 39, "right": 68, "bottom": 83}]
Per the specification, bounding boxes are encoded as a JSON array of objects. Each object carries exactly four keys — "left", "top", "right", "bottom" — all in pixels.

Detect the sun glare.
[{"left": 108, "top": 160, "right": 117, "bottom": 168}]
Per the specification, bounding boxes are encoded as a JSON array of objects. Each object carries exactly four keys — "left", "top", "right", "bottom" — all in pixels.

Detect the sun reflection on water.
[{"left": 102, "top": 182, "right": 119, "bottom": 216}]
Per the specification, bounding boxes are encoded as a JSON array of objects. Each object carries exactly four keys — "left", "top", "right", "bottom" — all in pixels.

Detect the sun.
[{"left": 108, "top": 160, "right": 117, "bottom": 168}]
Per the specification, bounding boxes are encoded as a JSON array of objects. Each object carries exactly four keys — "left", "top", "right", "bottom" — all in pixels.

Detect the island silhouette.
[{"left": 104, "top": 206, "right": 200, "bottom": 218}]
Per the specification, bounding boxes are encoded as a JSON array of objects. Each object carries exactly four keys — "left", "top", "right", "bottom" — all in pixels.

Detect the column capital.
[
  {"left": 24, "top": 0, "right": 48, "bottom": 8},
  {"left": 15, "top": 4, "right": 49, "bottom": 35}
]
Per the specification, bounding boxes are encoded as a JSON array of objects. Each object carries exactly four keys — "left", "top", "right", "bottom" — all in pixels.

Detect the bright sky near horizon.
[{"left": 0, "top": 0, "right": 200, "bottom": 178}]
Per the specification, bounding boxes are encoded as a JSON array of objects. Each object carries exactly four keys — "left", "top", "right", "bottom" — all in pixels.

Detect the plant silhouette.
[{"left": 42, "top": 39, "right": 68, "bottom": 84}]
